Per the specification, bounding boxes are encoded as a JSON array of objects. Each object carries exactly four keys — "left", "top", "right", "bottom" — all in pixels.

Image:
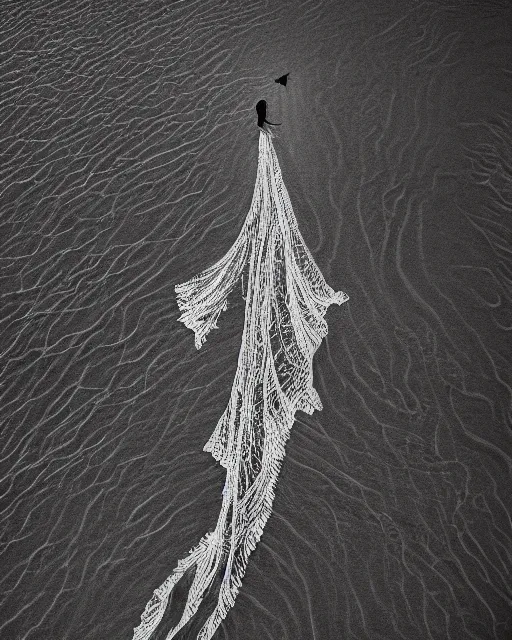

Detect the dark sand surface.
[{"left": 1, "top": 1, "right": 511, "bottom": 639}]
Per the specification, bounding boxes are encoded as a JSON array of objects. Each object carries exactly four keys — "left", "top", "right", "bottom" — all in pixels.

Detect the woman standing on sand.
[{"left": 132, "top": 103, "right": 348, "bottom": 640}]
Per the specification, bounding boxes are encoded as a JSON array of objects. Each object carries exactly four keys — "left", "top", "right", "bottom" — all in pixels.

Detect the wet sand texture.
[{"left": 1, "top": 1, "right": 511, "bottom": 639}]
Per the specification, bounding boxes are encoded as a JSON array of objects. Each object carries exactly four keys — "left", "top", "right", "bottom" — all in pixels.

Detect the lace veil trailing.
[{"left": 132, "top": 128, "right": 349, "bottom": 640}]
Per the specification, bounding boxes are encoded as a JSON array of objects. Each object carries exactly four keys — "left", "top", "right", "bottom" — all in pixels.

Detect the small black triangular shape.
[{"left": 275, "top": 73, "right": 289, "bottom": 86}]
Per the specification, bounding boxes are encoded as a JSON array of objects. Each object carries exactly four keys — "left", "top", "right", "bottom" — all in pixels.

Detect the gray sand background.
[{"left": 1, "top": 1, "right": 511, "bottom": 638}]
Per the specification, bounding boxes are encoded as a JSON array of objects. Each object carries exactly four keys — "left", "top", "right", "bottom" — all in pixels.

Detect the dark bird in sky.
[
  {"left": 256, "top": 100, "right": 281, "bottom": 128},
  {"left": 275, "top": 73, "right": 289, "bottom": 86}
]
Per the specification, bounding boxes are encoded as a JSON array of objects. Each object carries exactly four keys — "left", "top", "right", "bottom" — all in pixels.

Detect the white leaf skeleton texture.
[{"left": 132, "top": 129, "right": 349, "bottom": 640}]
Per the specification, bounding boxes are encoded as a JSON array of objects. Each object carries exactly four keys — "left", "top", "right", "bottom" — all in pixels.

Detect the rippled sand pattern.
[{"left": 1, "top": 1, "right": 511, "bottom": 639}]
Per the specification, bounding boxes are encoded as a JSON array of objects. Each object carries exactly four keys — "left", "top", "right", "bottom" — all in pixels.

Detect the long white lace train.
[{"left": 132, "top": 128, "right": 349, "bottom": 640}]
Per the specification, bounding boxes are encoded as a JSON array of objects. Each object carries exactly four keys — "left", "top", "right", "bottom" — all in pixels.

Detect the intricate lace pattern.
[{"left": 132, "top": 129, "right": 349, "bottom": 640}]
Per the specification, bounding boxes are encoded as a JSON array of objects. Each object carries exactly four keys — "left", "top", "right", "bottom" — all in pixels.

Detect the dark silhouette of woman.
[{"left": 256, "top": 100, "right": 281, "bottom": 128}]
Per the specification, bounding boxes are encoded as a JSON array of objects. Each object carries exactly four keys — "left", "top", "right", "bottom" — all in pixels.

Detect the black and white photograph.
[{"left": 1, "top": 1, "right": 511, "bottom": 639}]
